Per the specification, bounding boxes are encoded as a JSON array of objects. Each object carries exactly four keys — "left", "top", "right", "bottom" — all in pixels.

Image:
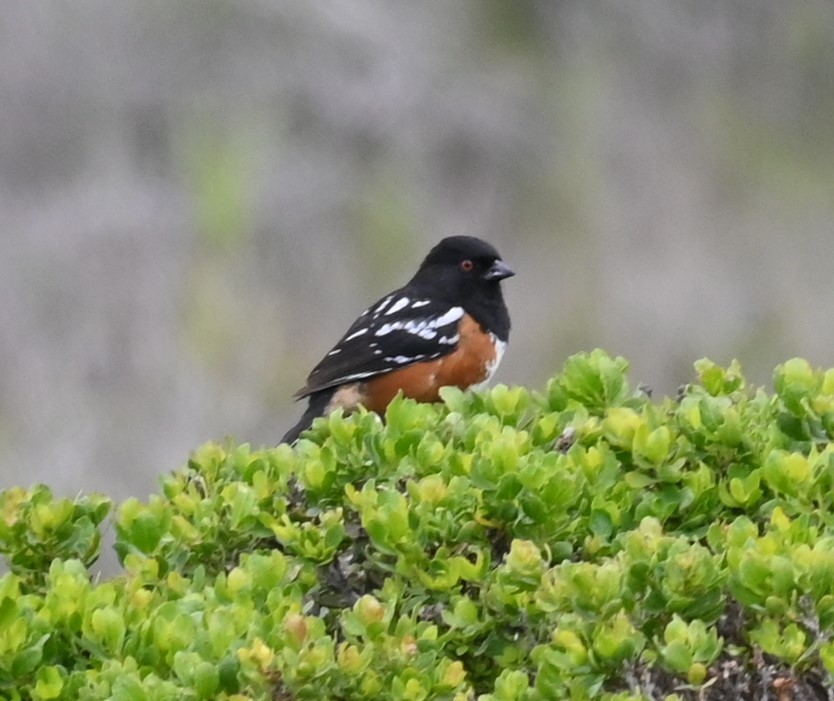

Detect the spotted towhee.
[{"left": 281, "top": 236, "right": 514, "bottom": 444}]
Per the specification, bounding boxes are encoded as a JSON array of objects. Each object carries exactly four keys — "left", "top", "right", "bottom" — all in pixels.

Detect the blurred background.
[{"left": 2, "top": 0, "right": 834, "bottom": 499}]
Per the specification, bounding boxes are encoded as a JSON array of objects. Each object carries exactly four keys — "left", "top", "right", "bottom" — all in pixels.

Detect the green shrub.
[{"left": 3, "top": 350, "right": 834, "bottom": 699}]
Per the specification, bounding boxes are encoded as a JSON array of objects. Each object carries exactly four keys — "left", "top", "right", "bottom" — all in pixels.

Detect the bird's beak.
[{"left": 484, "top": 260, "right": 515, "bottom": 281}]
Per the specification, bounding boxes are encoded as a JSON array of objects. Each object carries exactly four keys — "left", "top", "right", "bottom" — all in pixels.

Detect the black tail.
[{"left": 280, "top": 390, "right": 333, "bottom": 445}]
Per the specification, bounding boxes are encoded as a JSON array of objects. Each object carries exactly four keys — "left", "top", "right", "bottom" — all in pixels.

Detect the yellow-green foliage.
[{"left": 3, "top": 351, "right": 834, "bottom": 700}]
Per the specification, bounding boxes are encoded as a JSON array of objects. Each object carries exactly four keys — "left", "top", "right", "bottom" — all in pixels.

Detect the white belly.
[{"left": 470, "top": 336, "right": 506, "bottom": 391}]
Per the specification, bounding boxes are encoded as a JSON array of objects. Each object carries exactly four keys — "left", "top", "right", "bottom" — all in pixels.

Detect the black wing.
[{"left": 294, "top": 290, "right": 464, "bottom": 398}]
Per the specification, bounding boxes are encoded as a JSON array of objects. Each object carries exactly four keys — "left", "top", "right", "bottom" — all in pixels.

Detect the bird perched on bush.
[{"left": 281, "top": 236, "right": 514, "bottom": 444}]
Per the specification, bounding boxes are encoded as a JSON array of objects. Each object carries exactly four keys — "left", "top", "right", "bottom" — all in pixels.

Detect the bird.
[{"left": 281, "top": 236, "right": 514, "bottom": 444}]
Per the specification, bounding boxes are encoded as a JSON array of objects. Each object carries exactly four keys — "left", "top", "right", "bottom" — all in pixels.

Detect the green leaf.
[
  {"left": 33, "top": 666, "right": 64, "bottom": 700},
  {"left": 774, "top": 357, "right": 818, "bottom": 414},
  {"left": 193, "top": 661, "right": 220, "bottom": 699},
  {"left": 0, "top": 595, "right": 18, "bottom": 629},
  {"left": 12, "top": 636, "right": 48, "bottom": 676},
  {"left": 111, "top": 674, "right": 148, "bottom": 701}
]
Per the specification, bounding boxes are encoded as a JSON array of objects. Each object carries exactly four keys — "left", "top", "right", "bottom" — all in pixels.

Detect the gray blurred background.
[{"left": 2, "top": 1, "right": 834, "bottom": 499}]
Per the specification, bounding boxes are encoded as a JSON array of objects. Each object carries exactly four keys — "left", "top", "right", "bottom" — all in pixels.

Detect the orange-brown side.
[{"left": 359, "top": 313, "right": 497, "bottom": 413}]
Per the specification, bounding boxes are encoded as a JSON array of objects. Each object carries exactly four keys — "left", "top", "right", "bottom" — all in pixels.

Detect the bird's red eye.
[{"left": 460, "top": 259, "right": 474, "bottom": 272}]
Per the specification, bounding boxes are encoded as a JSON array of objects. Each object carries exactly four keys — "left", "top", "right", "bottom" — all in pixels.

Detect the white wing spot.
[
  {"left": 385, "top": 355, "right": 415, "bottom": 364},
  {"left": 433, "top": 307, "right": 464, "bottom": 327},
  {"left": 338, "top": 370, "right": 377, "bottom": 382},
  {"left": 372, "top": 295, "right": 394, "bottom": 318},
  {"left": 374, "top": 321, "right": 402, "bottom": 337},
  {"left": 344, "top": 328, "right": 368, "bottom": 341},
  {"left": 375, "top": 320, "right": 435, "bottom": 340},
  {"left": 327, "top": 348, "right": 341, "bottom": 356},
  {"left": 385, "top": 297, "right": 409, "bottom": 315},
  {"left": 437, "top": 334, "right": 459, "bottom": 345},
  {"left": 412, "top": 300, "right": 431, "bottom": 308},
  {"left": 374, "top": 307, "right": 463, "bottom": 341}
]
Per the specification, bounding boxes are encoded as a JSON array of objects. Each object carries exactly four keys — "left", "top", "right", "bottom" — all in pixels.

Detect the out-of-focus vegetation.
[{"left": 1, "top": 2, "right": 834, "bottom": 495}]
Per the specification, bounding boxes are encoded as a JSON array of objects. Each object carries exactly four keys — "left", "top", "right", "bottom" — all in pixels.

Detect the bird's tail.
[{"left": 280, "top": 390, "right": 333, "bottom": 445}]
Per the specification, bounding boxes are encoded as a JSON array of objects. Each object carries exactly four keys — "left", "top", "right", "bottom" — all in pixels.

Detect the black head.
[
  {"left": 410, "top": 236, "right": 513, "bottom": 338},
  {"left": 414, "top": 236, "right": 514, "bottom": 286}
]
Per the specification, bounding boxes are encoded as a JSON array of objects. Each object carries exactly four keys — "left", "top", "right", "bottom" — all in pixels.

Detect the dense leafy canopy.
[{"left": 3, "top": 351, "right": 834, "bottom": 700}]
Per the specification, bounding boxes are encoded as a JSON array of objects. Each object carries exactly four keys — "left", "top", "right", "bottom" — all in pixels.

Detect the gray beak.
[{"left": 484, "top": 259, "right": 515, "bottom": 281}]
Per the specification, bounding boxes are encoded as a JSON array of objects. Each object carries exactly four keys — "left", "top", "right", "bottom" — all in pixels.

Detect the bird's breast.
[{"left": 359, "top": 314, "right": 505, "bottom": 412}]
